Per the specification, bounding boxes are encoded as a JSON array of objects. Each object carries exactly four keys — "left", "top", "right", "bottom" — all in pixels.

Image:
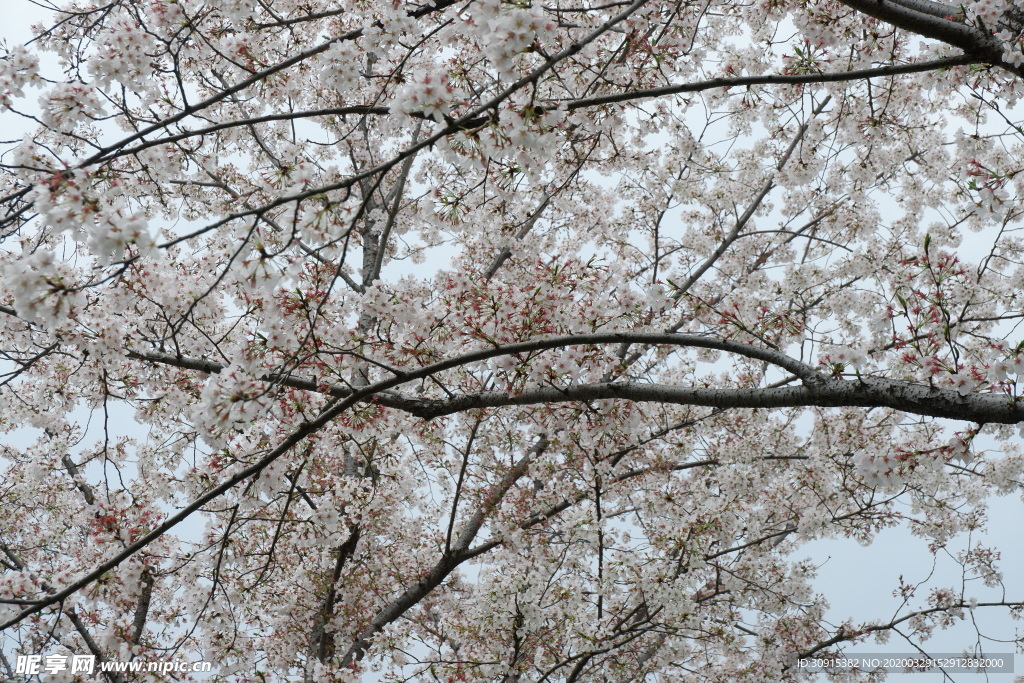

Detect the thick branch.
[
  {"left": 393, "top": 377, "right": 1024, "bottom": 424},
  {"left": 66, "top": 609, "right": 126, "bottom": 683},
  {"left": 126, "top": 334, "right": 1024, "bottom": 425},
  {"left": 129, "top": 570, "right": 154, "bottom": 645},
  {"left": 886, "top": 0, "right": 959, "bottom": 18},
  {"left": 835, "top": 0, "right": 1018, "bottom": 74}
]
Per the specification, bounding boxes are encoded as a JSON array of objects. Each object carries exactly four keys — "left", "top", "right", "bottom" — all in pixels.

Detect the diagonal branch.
[
  {"left": 338, "top": 435, "right": 549, "bottom": 667},
  {"left": 75, "top": 0, "right": 463, "bottom": 169}
]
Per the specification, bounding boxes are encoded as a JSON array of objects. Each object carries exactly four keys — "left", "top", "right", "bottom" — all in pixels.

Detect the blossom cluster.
[
  {"left": 38, "top": 83, "right": 107, "bottom": 133},
  {"left": 4, "top": 249, "right": 84, "bottom": 328},
  {"left": 820, "top": 347, "right": 867, "bottom": 373},
  {"left": 392, "top": 72, "right": 458, "bottom": 121},
  {"left": 24, "top": 171, "right": 155, "bottom": 266},
  {"left": 465, "top": 0, "right": 555, "bottom": 78},
  {"left": 0, "top": 45, "right": 39, "bottom": 108}
]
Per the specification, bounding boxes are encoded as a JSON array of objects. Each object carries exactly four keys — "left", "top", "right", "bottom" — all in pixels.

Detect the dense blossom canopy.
[{"left": 2, "top": 0, "right": 1024, "bottom": 679}]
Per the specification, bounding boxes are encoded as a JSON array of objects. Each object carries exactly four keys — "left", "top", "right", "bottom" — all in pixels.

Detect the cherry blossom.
[{"left": 2, "top": 0, "right": 1024, "bottom": 680}]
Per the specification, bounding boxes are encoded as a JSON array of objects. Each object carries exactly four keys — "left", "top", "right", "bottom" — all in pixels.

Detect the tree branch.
[
  {"left": 835, "top": 0, "right": 1016, "bottom": 74},
  {"left": 337, "top": 435, "right": 549, "bottom": 667},
  {"left": 391, "top": 376, "right": 1024, "bottom": 424},
  {"left": 127, "top": 331, "right": 824, "bottom": 399},
  {"left": 558, "top": 56, "right": 979, "bottom": 112},
  {"left": 886, "top": 0, "right": 959, "bottom": 18}
]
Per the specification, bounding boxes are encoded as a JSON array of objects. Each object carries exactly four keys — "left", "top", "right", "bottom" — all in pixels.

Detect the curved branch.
[
  {"left": 418, "top": 57, "right": 978, "bottom": 133},
  {"left": 127, "top": 332, "right": 1024, "bottom": 423},
  {"left": 834, "top": 0, "right": 1016, "bottom": 74},
  {"left": 126, "top": 331, "right": 824, "bottom": 397},
  {"left": 5, "top": 327, "right": 1014, "bottom": 629}
]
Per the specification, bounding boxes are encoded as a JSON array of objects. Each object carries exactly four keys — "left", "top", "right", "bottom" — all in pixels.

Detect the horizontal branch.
[
  {"left": 70, "top": 58, "right": 979, "bottom": 171},
  {"left": 393, "top": 377, "right": 1024, "bottom": 424},
  {"left": 126, "top": 335, "right": 1024, "bottom": 425},
  {"left": 429, "top": 57, "right": 979, "bottom": 133},
  {"left": 125, "top": 335, "right": 1024, "bottom": 424},
  {"left": 558, "top": 56, "right": 978, "bottom": 111},
  {"left": 112, "top": 105, "right": 392, "bottom": 161}
]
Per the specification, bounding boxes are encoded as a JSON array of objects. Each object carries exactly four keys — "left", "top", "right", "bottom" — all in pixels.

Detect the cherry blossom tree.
[{"left": 3, "top": 0, "right": 1024, "bottom": 679}]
